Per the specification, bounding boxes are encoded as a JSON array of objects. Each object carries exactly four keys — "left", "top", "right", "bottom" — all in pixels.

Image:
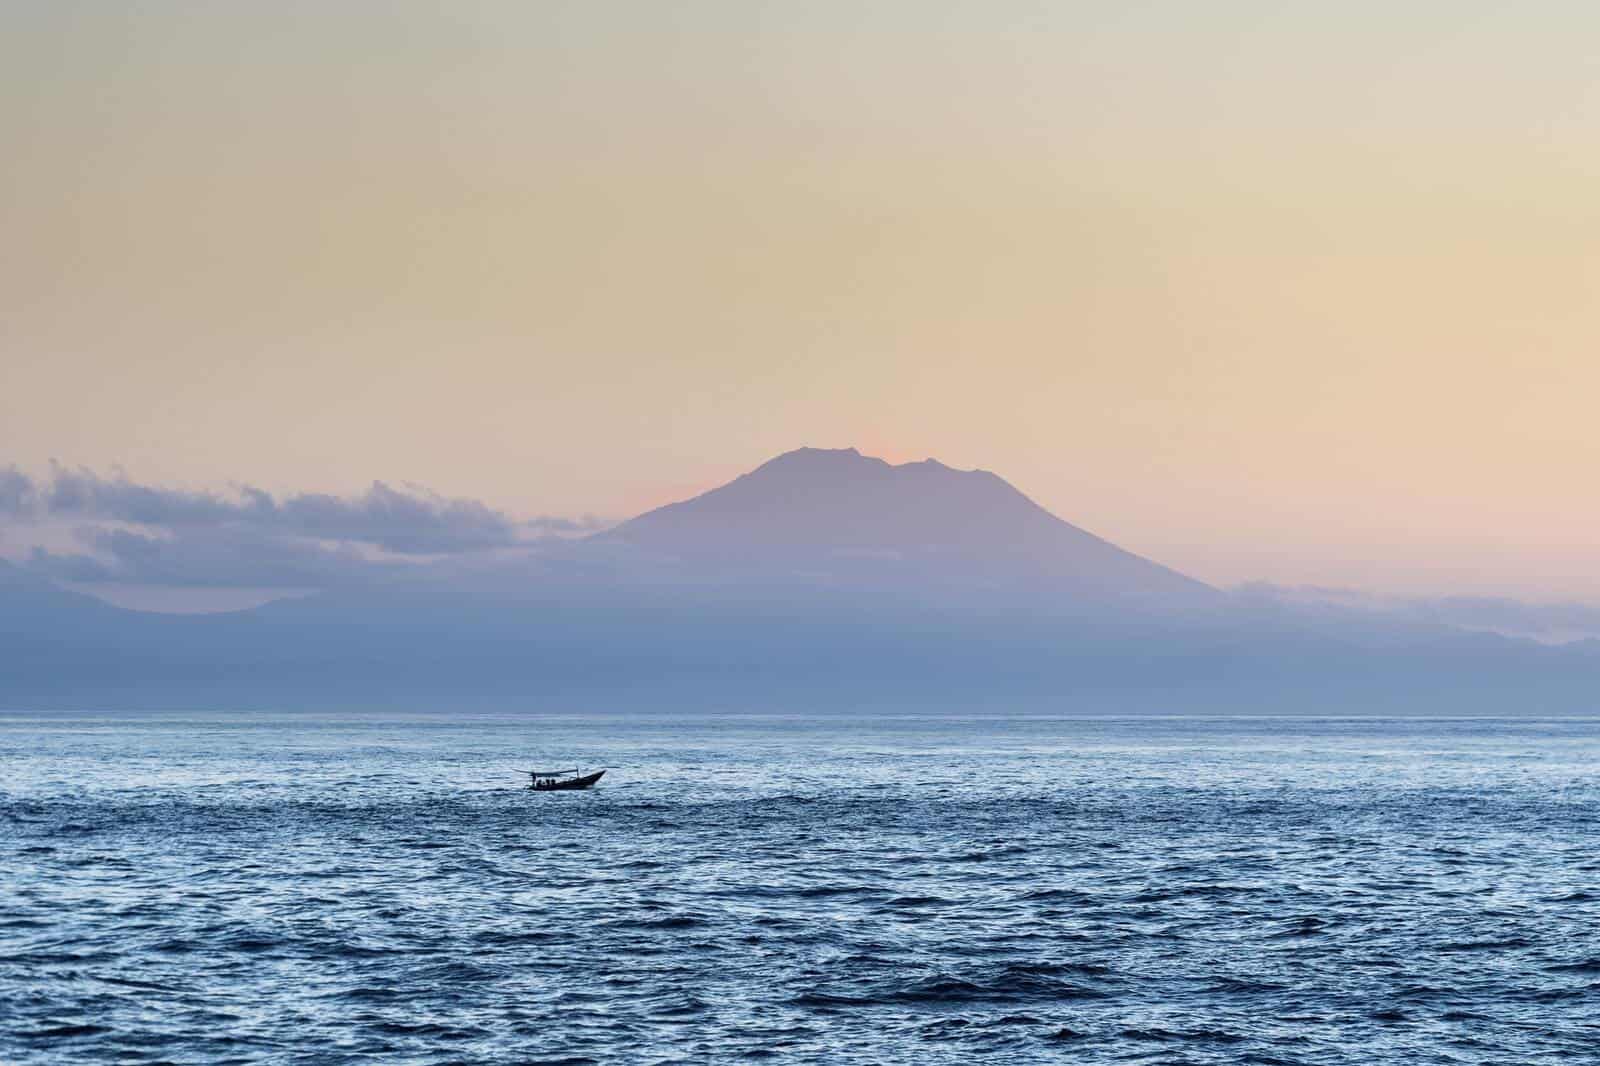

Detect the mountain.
[
  {"left": 0, "top": 558, "right": 126, "bottom": 629},
  {"left": 602, "top": 447, "right": 1214, "bottom": 606},
  {"left": 5, "top": 450, "right": 1600, "bottom": 714}
]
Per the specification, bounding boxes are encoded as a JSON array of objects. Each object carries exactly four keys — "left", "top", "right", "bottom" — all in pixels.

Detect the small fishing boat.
[{"left": 525, "top": 768, "right": 605, "bottom": 792}]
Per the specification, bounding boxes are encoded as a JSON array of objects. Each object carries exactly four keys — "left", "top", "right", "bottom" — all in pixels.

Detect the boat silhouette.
[{"left": 525, "top": 768, "right": 605, "bottom": 792}]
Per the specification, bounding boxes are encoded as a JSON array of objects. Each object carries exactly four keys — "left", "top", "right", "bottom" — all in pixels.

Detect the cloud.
[
  {"left": 3, "top": 464, "right": 532, "bottom": 550},
  {"left": 27, "top": 525, "right": 413, "bottom": 588},
  {"left": 26, "top": 465, "right": 519, "bottom": 553},
  {"left": 25, "top": 545, "right": 116, "bottom": 582},
  {"left": 1231, "top": 583, "right": 1600, "bottom": 644},
  {"left": 524, "top": 514, "right": 612, "bottom": 536},
  {"left": 1401, "top": 596, "right": 1600, "bottom": 643},
  {"left": 0, "top": 467, "right": 36, "bottom": 516},
  {"left": 0, "top": 463, "right": 605, "bottom": 593},
  {"left": 43, "top": 465, "right": 250, "bottom": 527},
  {"left": 274, "top": 482, "right": 519, "bottom": 553}
]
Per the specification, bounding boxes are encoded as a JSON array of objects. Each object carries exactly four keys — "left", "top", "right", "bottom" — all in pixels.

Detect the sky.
[{"left": 3, "top": 2, "right": 1599, "bottom": 601}]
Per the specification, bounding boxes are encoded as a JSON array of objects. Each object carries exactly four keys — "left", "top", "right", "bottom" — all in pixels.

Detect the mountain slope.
[
  {"left": 604, "top": 447, "right": 1214, "bottom": 605},
  {"left": 0, "top": 559, "right": 129, "bottom": 629},
  {"left": 13, "top": 449, "right": 1598, "bottom": 714}
]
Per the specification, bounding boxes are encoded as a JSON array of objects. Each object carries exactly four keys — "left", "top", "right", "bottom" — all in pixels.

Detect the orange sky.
[{"left": 3, "top": 2, "right": 1598, "bottom": 599}]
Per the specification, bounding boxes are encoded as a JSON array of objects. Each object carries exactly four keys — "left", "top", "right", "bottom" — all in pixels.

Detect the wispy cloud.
[
  {"left": 0, "top": 467, "right": 36, "bottom": 516},
  {"left": 26, "top": 526, "right": 410, "bottom": 588},
  {"left": 524, "top": 515, "right": 611, "bottom": 536},
  {"left": 29, "top": 465, "right": 519, "bottom": 553},
  {"left": 1, "top": 464, "right": 607, "bottom": 593},
  {"left": 1232, "top": 583, "right": 1600, "bottom": 644}
]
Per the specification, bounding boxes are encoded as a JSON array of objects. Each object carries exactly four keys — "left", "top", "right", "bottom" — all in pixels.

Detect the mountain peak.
[
  {"left": 757, "top": 446, "right": 874, "bottom": 469},
  {"left": 756, "top": 447, "right": 992, "bottom": 480}
]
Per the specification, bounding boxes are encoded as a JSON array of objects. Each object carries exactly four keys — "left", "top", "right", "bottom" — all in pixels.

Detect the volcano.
[{"left": 602, "top": 447, "right": 1214, "bottom": 605}]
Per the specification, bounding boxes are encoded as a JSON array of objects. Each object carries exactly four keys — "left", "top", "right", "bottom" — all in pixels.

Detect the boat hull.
[{"left": 528, "top": 769, "right": 605, "bottom": 792}]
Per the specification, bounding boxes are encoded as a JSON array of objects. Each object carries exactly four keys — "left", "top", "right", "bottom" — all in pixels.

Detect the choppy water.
[{"left": 3, "top": 713, "right": 1599, "bottom": 1064}]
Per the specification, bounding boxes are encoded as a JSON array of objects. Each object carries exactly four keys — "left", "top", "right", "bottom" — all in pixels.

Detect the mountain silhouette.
[
  {"left": 603, "top": 447, "right": 1214, "bottom": 604},
  {"left": 0, "top": 558, "right": 124, "bottom": 626},
  {"left": 7, "top": 451, "right": 1600, "bottom": 714}
]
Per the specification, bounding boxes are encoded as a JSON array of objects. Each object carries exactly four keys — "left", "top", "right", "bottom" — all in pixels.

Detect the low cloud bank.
[
  {"left": 2, "top": 464, "right": 607, "bottom": 593},
  {"left": 26, "top": 527, "right": 411, "bottom": 588},
  {"left": 1233, "top": 583, "right": 1600, "bottom": 644},
  {"left": 6, "top": 464, "right": 521, "bottom": 552}
]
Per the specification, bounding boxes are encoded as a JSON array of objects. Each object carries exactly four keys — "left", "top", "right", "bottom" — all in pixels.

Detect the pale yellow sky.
[{"left": 3, "top": 2, "right": 1599, "bottom": 599}]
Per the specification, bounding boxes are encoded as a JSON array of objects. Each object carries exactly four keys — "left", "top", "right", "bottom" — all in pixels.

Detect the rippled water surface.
[{"left": 4, "top": 712, "right": 1599, "bottom": 1063}]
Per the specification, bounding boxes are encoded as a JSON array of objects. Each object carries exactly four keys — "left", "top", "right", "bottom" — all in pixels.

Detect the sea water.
[{"left": 3, "top": 712, "right": 1598, "bottom": 1064}]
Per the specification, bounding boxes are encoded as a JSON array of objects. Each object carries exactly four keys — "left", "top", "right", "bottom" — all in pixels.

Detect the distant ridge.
[
  {"left": 0, "top": 558, "right": 124, "bottom": 623},
  {"left": 7, "top": 460, "right": 1600, "bottom": 714},
  {"left": 605, "top": 447, "right": 1215, "bottom": 605}
]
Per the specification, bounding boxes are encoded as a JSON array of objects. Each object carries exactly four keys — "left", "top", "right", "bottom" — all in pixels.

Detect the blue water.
[{"left": 3, "top": 713, "right": 1599, "bottom": 1064}]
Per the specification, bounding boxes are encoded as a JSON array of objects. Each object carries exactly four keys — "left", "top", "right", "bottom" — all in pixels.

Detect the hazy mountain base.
[
  {"left": 5, "top": 444, "right": 1597, "bottom": 716},
  {"left": 4, "top": 568, "right": 1596, "bottom": 714}
]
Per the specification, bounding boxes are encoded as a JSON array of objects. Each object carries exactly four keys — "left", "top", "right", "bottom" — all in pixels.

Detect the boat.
[{"left": 525, "top": 768, "right": 605, "bottom": 791}]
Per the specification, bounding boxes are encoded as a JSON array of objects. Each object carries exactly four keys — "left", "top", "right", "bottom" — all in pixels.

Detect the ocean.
[{"left": 3, "top": 712, "right": 1598, "bottom": 1063}]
